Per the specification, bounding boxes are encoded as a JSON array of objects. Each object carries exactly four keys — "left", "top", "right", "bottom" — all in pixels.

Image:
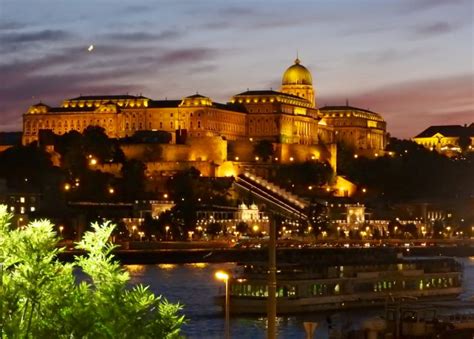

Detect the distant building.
[
  {"left": 412, "top": 124, "right": 474, "bottom": 154},
  {"left": 196, "top": 203, "right": 269, "bottom": 235},
  {"left": 319, "top": 105, "right": 386, "bottom": 153},
  {"left": 2, "top": 191, "right": 42, "bottom": 228},
  {"left": 22, "top": 58, "right": 387, "bottom": 166}
]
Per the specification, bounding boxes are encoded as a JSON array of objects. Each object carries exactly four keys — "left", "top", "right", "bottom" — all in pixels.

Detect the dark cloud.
[
  {"left": 397, "top": 0, "right": 468, "bottom": 13},
  {"left": 0, "top": 44, "right": 220, "bottom": 130},
  {"left": 0, "top": 29, "right": 73, "bottom": 44},
  {"left": 217, "top": 6, "right": 256, "bottom": 16},
  {"left": 200, "top": 21, "right": 231, "bottom": 30},
  {"left": 157, "top": 48, "right": 216, "bottom": 64},
  {"left": 121, "top": 4, "right": 154, "bottom": 13},
  {"left": 0, "top": 21, "right": 27, "bottom": 31},
  {"left": 412, "top": 22, "right": 457, "bottom": 37},
  {"left": 352, "top": 47, "right": 432, "bottom": 64},
  {"left": 102, "top": 30, "right": 181, "bottom": 42}
]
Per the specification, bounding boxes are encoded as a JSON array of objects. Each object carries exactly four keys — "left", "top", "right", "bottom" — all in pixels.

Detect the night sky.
[{"left": 1, "top": 0, "right": 472, "bottom": 138}]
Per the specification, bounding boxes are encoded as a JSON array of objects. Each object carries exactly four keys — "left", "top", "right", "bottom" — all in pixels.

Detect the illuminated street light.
[
  {"left": 252, "top": 225, "right": 259, "bottom": 233},
  {"left": 59, "top": 225, "right": 64, "bottom": 236},
  {"left": 163, "top": 193, "right": 168, "bottom": 199},
  {"left": 108, "top": 187, "right": 115, "bottom": 194},
  {"left": 89, "top": 158, "right": 98, "bottom": 166},
  {"left": 165, "top": 225, "right": 170, "bottom": 240},
  {"left": 289, "top": 157, "right": 294, "bottom": 162},
  {"left": 215, "top": 271, "right": 230, "bottom": 339},
  {"left": 64, "top": 183, "right": 71, "bottom": 191}
]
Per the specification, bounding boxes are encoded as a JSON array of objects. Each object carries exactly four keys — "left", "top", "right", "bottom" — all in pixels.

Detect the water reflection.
[
  {"left": 186, "top": 262, "right": 209, "bottom": 269},
  {"left": 158, "top": 263, "right": 178, "bottom": 270},
  {"left": 125, "top": 259, "right": 474, "bottom": 338},
  {"left": 125, "top": 264, "right": 146, "bottom": 274}
]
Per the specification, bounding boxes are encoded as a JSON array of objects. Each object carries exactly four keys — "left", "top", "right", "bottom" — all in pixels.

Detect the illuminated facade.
[
  {"left": 22, "top": 58, "right": 386, "bottom": 155},
  {"left": 412, "top": 124, "right": 474, "bottom": 154},
  {"left": 319, "top": 105, "right": 386, "bottom": 152}
]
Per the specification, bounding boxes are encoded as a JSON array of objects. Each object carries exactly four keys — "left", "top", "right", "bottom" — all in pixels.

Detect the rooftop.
[
  {"left": 414, "top": 124, "right": 474, "bottom": 138},
  {"left": 319, "top": 105, "right": 376, "bottom": 114},
  {"left": 68, "top": 94, "right": 149, "bottom": 101},
  {"left": 234, "top": 90, "right": 308, "bottom": 101}
]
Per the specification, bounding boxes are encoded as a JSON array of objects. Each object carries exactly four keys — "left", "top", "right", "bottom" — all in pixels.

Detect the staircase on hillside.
[{"left": 234, "top": 172, "right": 310, "bottom": 221}]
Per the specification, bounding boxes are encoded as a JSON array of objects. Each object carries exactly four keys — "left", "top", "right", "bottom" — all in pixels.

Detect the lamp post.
[
  {"left": 268, "top": 216, "right": 277, "bottom": 339},
  {"left": 215, "top": 271, "right": 230, "bottom": 339},
  {"left": 165, "top": 225, "right": 170, "bottom": 240}
]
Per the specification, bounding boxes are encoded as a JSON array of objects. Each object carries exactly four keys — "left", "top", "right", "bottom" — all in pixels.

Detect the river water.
[{"left": 126, "top": 258, "right": 474, "bottom": 338}]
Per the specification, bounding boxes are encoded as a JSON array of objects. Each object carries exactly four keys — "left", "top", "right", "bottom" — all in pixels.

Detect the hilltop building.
[
  {"left": 412, "top": 124, "right": 474, "bottom": 155},
  {"left": 22, "top": 58, "right": 387, "bottom": 174}
]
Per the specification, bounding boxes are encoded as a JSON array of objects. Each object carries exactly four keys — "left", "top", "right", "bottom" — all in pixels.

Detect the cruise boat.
[{"left": 215, "top": 257, "right": 462, "bottom": 314}]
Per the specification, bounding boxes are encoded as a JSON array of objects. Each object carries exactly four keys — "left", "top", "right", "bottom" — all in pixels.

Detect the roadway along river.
[{"left": 126, "top": 258, "right": 474, "bottom": 338}]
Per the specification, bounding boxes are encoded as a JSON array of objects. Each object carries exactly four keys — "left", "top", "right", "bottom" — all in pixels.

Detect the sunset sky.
[{"left": 1, "top": 0, "right": 472, "bottom": 138}]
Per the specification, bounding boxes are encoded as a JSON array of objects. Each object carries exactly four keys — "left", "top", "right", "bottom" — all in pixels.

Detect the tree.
[
  {"left": 401, "top": 223, "right": 418, "bottom": 238},
  {"left": 433, "top": 220, "right": 444, "bottom": 239},
  {"left": 83, "top": 126, "right": 124, "bottom": 163},
  {"left": 236, "top": 221, "right": 249, "bottom": 236},
  {"left": 274, "top": 161, "right": 333, "bottom": 190},
  {"left": 120, "top": 159, "right": 147, "bottom": 199},
  {"left": 0, "top": 205, "right": 184, "bottom": 338},
  {"left": 308, "top": 204, "right": 330, "bottom": 236},
  {"left": 0, "top": 144, "right": 54, "bottom": 189},
  {"left": 143, "top": 213, "right": 160, "bottom": 240},
  {"left": 458, "top": 131, "right": 471, "bottom": 154},
  {"left": 206, "top": 222, "right": 222, "bottom": 239},
  {"left": 253, "top": 140, "right": 274, "bottom": 161}
]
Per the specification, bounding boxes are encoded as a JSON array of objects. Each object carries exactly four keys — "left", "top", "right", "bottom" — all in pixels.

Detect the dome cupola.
[
  {"left": 282, "top": 58, "right": 312, "bottom": 86},
  {"left": 280, "top": 57, "right": 316, "bottom": 107}
]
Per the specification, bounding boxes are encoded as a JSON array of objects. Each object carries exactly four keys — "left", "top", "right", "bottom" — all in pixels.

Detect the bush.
[{"left": 0, "top": 205, "right": 184, "bottom": 338}]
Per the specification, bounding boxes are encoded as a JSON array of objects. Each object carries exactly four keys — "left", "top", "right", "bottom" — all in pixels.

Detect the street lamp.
[
  {"left": 215, "top": 270, "right": 230, "bottom": 339},
  {"left": 165, "top": 225, "right": 170, "bottom": 240},
  {"left": 59, "top": 225, "right": 64, "bottom": 236}
]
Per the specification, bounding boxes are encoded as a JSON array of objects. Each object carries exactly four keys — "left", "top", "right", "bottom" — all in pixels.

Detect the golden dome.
[{"left": 282, "top": 58, "right": 312, "bottom": 86}]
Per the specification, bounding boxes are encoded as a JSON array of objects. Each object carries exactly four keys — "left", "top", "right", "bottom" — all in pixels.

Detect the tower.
[{"left": 280, "top": 58, "right": 316, "bottom": 107}]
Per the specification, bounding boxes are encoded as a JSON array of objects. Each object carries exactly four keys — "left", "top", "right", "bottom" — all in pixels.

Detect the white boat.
[{"left": 215, "top": 257, "right": 462, "bottom": 314}]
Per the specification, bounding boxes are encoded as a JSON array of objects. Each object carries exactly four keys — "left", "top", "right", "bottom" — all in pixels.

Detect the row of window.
[{"left": 231, "top": 284, "right": 297, "bottom": 298}]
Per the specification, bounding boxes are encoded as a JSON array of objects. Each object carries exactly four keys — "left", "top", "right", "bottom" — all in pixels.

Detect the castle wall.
[{"left": 121, "top": 136, "right": 227, "bottom": 163}]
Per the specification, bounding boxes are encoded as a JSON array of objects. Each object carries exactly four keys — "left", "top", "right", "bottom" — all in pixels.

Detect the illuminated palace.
[{"left": 22, "top": 58, "right": 387, "bottom": 159}]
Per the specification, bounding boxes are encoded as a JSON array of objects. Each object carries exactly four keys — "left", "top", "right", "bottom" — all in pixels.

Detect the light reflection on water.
[{"left": 124, "top": 258, "right": 474, "bottom": 339}]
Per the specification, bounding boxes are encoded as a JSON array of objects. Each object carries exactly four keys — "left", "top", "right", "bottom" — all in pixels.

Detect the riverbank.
[{"left": 59, "top": 244, "right": 474, "bottom": 264}]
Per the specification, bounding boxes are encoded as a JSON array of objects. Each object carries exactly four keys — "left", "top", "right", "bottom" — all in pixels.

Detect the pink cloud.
[{"left": 323, "top": 73, "right": 474, "bottom": 138}]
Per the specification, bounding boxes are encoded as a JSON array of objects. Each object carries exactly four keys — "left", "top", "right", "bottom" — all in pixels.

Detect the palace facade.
[
  {"left": 22, "top": 58, "right": 386, "bottom": 155},
  {"left": 412, "top": 124, "right": 474, "bottom": 155}
]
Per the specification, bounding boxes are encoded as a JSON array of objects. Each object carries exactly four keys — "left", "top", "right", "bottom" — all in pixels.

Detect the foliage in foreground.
[{"left": 0, "top": 205, "right": 184, "bottom": 338}]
